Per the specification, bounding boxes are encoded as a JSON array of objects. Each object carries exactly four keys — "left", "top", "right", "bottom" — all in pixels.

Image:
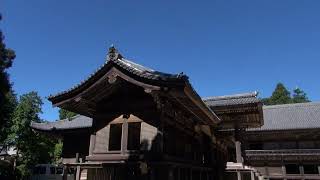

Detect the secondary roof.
[{"left": 249, "top": 102, "right": 320, "bottom": 131}]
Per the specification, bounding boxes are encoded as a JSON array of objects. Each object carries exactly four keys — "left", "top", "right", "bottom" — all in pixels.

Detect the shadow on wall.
[{"left": 125, "top": 132, "right": 163, "bottom": 180}]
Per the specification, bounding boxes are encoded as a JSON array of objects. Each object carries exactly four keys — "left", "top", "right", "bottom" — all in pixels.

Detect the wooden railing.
[
  {"left": 245, "top": 149, "right": 320, "bottom": 161},
  {"left": 246, "top": 149, "right": 320, "bottom": 155}
]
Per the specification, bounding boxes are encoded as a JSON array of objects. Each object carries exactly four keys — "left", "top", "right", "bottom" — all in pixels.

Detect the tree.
[
  {"left": 292, "top": 87, "right": 310, "bottom": 103},
  {"left": 263, "top": 83, "right": 311, "bottom": 105},
  {"left": 0, "top": 92, "right": 17, "bottom": 144},
  {"left": 8, "top": 92, "right": 55, "bottom": 178},
  {"left": 53, "top": 140, "right": 63, "bottom": 164},
  {"left": 0, "top": 14, "right": 16, "bottom": 145},
  {"left": 54, "top": 108, "right": 77, "bottom": 164},
  {"left": 59, "top": 108, "right": 77, "bottom": 119},
  {"left": 263, "top": 83, "right": 292, "bottom": 105},
  {"left": 0, "top": 15, "right": 15, "bottom": 96}
]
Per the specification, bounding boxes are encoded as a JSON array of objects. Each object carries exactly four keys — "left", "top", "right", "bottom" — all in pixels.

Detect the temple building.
[
  {"left": 246, "top": 102, "right": 320, "bottom": 180},
  {"left": 31, "top": 47, "right": 320, "bottom": 180}
]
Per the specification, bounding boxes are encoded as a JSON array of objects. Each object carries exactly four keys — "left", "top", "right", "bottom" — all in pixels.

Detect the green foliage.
[
  {"left": 0, "top": 91, "right": 17, "bottom": 143},
  {"left": 263, "top": 83, "right": 310, "bottom": 105},
  {"left": 59, "top": 108, "right": 77, "bottom": 119},
  {"left": 263, "top": 83, "right": 292, "bottom": 105},
  {"left": 56, "top": 108, "right": 77, "bottom": 163},
  {"left": 8, "top": 92, "right": 55, "bottom": 178},
  {"left": 0, "top": 29, "right": 15, "bottom": 95},
  {"left": 292, "top": 88, "right": 310, "bottom": 103},
  {"left": 0, "top": 14, "right": 16, "bottom": 145},
  {"left": 53, "top": 140, "right": 63, "bottom": 164}
]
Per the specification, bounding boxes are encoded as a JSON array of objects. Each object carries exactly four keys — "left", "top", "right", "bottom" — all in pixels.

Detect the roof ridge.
[
  {"left": 263, "top": 102, "right": 320, "bottom": 109},
  {"left": 203, "top": 91, "right": 258, "bottom": 101}
]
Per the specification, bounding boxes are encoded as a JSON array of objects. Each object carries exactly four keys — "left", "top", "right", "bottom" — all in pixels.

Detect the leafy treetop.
[
  {"left": 262, "top": 83, "right": 310, "bottom": 105},
  {"left": 59, "top": 108, "right": 77, "bottom": 120}
]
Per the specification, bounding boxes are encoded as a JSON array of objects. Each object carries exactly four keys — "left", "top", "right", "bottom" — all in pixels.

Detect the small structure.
[{"left": 31, "top": 47, "right": 263, "bottom": 180}]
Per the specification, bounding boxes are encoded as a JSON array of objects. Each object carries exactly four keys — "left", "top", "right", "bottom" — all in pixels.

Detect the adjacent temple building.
[
  {"left": 246, "top": 102, "right": 320, "bottom": 179},
  {"left": 31, "top": 47, "right": 320, "bottom": 180}
]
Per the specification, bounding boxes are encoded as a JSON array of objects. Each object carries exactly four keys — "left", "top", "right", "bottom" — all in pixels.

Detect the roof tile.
[{"left": 249, "top": 102, "right": 320, "bottom": 131}]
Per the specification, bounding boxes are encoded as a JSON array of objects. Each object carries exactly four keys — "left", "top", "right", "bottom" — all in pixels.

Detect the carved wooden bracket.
[{"left": 107, "top": 71, "right": 118, "bottom": 84}]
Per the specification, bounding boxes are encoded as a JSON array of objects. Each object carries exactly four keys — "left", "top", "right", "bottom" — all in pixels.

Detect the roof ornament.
[
  {"left": 107, "top": 45, "right": 123, "bottom": 61},
  {"left": 177, "top": 72, "right": 184, "bottom": 78},
  {"left": 177, "top": 72, "right": 189, "bottom": 80}
]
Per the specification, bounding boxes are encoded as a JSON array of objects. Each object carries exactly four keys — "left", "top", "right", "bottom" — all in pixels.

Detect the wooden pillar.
[
  {"left": 234, "top": 127, "right": 243, "bottom": 164},
  {"left": 121, "top": 115, "right": 129, "bottom": 154},
  {"left": 250, "top": 171, "right": 255, "bottom": 180},
  {"left": 282, "top": 165, "right": 286, "bottom": 179},
  {"left": 235, "top": 141, "right": 243, "bottom": 163},
  {"left": 75, "top": 153, "right": 81, "bottom": 180},
  {"left": 299, "top": 165, "right": 304, "bottom": 178},
  {"left": 237, "top": 171, "right": 242, "bottom": 180},
  {"left": 63, "top": 165, "right": 68, "bottom": 180},
  {"left": 76, "top": 166, "right": 81, "bottom": 180},
  {"left": 89, "top": 134, "right": 96, "bottom": 155}
]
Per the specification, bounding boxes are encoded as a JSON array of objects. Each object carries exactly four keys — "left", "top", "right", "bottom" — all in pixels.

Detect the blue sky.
[{"left": 1, "top": 0, "right": 319, "bottom": 121}]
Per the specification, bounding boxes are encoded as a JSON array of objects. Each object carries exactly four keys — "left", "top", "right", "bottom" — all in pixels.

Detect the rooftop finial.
[{"left": 107, "top": 44, "right": 123, "bottom": 61}]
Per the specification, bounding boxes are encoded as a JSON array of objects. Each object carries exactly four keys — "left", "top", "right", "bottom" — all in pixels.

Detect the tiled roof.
[
  {"left": 46, "top": 47, "right": 220, "bottom": 125},
  {"left": 32, "top": 92, "right": 260, "bottom": 132},
  {"left": 30, "top": 115, "right": 92, "bottom": 131},
  {"left": 249, "top": 102, "right": 320, "bottom": 131},
  {"left": 48, "top": 47, "right": 187, "bottom": 100},
  {"left": 203, "top": 92, "right": 260, "bottom": 107}
]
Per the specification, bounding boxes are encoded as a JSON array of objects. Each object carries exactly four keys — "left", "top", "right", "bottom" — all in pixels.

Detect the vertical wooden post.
[
  {"left": 282, "top": 165, "right": 286, "bottom": 178},
  {"left": 63, "top": 165, "right": 67, "bottom": 180},
  {"left": 235, "top": 141, "right": 243, "bottom": 163},
  {"left": 299, "top": 165, "right": 304, "bottom": 178},
  {"left": 76, "top": 166, "right": 81, "bottom": 180},
  {"left": 237, "top": 171, "right": 242, "bottom": 180},
  {"left": 250, "top": 171, "right": 255, "bottom": 180},
  {"left": 75, "top": 153, "right": 81, "bottom": 180},
  {"left": 234, "top": 127, "right": 243, "bottom": 164},
  {"left": 89, "top": 134, "right": 96, "bottom": 155},
  {"left": 121, "top": 115, "right": 129, "bottom": 154},
  {"left": 76, "top": 153, "right": 79, "bottom": 163}
]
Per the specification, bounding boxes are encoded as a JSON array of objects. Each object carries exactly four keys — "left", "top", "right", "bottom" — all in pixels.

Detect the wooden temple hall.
[{"left": 31, "top": 47, "right": 264, "bottom": 180}]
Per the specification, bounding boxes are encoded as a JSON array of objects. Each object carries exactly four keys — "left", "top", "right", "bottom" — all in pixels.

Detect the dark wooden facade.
[
  {"left": 47, "top": 47, "right": 224, "bottom": 180},
  {"left": 246, "top": 129, "right": 320, "bottom": 180},
  {"left": 245, "top": 103, "right": 320, "bottom": 179},
  {"left": 32, "top": 47, "right": 264, "bottom": 180}
]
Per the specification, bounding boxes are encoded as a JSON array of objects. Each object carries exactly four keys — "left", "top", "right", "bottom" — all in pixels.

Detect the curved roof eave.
[{"left": 48, "top": 56, "right": 187, "bottom": 104}]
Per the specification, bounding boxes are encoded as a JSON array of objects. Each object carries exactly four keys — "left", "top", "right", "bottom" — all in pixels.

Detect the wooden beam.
[{"left": 121, "top": 116, "right": 128, "bottom": 154}]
